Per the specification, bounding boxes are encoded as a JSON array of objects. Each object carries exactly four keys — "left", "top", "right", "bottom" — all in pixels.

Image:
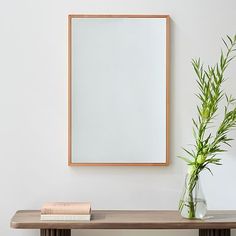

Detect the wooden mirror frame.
[{"left": 68, "top": 14, "right": 170, "bottom": 166}]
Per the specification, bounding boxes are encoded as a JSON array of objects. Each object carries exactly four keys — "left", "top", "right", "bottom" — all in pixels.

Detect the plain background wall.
[{"left": 0, "top": 0, "right": 236, "bottom": 236}]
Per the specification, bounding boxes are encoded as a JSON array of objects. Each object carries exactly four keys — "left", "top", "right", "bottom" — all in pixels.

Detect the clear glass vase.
[{"left": 179, "top": 174, "right": 207, "bottom": 219}]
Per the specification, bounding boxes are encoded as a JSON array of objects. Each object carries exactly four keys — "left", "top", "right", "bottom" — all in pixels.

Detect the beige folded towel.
[{"left": 41, "top": 202, "right": 91, "bottom": 215}]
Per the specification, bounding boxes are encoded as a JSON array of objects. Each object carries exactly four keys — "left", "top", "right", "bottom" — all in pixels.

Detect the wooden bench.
[{"left": 11, "top": 210, "right": 236, "bottom": 236}]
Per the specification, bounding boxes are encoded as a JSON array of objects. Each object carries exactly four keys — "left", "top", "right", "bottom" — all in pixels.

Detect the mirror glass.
[{"left": 69, "top": 15, "right": 170, "bottom": 165}]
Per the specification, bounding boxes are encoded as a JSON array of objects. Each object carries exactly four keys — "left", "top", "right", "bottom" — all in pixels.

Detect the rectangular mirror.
[{"left": 68, "top": 15, "right": 170, "bottom": 166}]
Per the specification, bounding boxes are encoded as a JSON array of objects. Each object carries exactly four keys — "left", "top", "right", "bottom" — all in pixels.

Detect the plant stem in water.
[{"left": 188, "top": 174, "right": 197, "bottom": 218}]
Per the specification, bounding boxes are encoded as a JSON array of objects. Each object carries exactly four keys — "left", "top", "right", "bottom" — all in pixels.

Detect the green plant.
[{"left": 179, "top": 35, "right": 236, "bottom": 218}]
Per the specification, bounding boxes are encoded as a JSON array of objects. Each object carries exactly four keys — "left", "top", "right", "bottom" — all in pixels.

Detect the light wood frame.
[{"left": 68, "top": 14, "right": 170, "bottom": 166}]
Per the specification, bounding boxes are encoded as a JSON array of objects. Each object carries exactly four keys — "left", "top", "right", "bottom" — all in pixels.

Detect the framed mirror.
[{"left": 68, "top": 14, "right": 170, "bottom": 166}]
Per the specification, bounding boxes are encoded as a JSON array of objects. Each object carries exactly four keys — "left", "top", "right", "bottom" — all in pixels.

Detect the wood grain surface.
[{"left": 11, "top": 210, "right": 236, "bottom": 229}]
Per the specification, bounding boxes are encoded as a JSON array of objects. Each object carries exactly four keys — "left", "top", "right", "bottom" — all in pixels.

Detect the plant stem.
[
  {"left": 188, "top": 179, "right": 196, "bottom": 218},
  {"left": 179, "top": 173, "right": 199, "bottom": 219},
  {"left": 187, "top": 173, "right": 198, "bottom": 218}
]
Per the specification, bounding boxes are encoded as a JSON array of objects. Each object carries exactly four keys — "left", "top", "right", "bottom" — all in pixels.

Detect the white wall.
[{"left": 0, "top": 0, "right": 236, "bottom": 236}]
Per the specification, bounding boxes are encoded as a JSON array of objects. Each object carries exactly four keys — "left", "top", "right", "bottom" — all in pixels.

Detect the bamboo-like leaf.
[
  {"left": 182, "top": 148, "right": 195, "bottom": 158},
  {"left": 227, "top": 55, "right": 236, "bottom": 64},
  {"left": 205, "top": 167, "right": 214, "bottom": 175},
  {"left": 220, "top": 50, "right": 224, "bottom": 69},
  {"left": 177, "top": 156, "right": 192, "bottom": 164},
  {"left": 222, "top": 38, "right": 229, "bottom": 49},
  {"left": 227, "top": 35, "right": 233, "bottom": 44},
  {"left": 192, "top": 118, "right": 198, "bottom": 129}
]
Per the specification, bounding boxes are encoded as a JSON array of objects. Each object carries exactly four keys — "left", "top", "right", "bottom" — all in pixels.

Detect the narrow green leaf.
[{"left": 177, "top": 156, "right": 192, "bottom": 164}]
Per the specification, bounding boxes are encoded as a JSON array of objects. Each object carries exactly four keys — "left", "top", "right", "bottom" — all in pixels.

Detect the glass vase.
[{"left": 179, "top": 174, "right": 207, "bottom": 219}]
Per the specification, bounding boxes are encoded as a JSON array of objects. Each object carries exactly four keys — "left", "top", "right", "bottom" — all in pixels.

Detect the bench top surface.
[{"left": 11, "top": 210, "right": 236, "bottom": 229}]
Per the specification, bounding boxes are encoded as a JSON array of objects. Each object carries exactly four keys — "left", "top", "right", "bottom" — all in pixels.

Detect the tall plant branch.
[
  {"left": 180, "top": 35, "right": 236, "bottom": 173},
  {"left": 178, "top": 35, "right": 236, "bottom": 219}
]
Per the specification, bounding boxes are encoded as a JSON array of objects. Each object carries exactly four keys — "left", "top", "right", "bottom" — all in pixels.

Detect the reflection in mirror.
[{"left": 68, "top": 15, "right": 170, "bottom": 166}]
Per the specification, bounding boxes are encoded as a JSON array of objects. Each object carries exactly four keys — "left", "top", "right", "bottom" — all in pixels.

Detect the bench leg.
[
  {"left": 199, "top": 229, "right": 230, "bottom": 236},
  {"left": 40, "top": 229, "right": 71, "bottom": 236}
]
